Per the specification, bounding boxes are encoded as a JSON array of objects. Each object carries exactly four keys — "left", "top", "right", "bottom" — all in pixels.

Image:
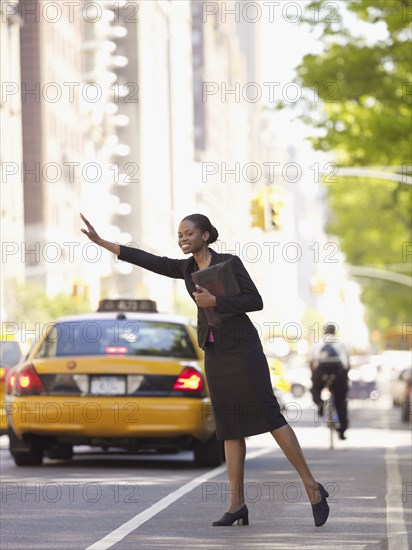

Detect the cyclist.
[{"left": 308, "top": 324, "right": 351, "bottom": 440}]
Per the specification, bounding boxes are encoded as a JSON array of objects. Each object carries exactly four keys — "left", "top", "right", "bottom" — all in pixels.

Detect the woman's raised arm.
[{"left": 80, "top": 213, "right": 185, "bottom": 279}]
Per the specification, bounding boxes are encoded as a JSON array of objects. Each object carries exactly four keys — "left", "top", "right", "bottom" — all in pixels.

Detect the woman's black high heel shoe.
[
  {"left": 212, "top": 504, "right": 249, "bottom": 526},
  {"left": 311, "top": 483, "right": 330, "bottom": 527}
]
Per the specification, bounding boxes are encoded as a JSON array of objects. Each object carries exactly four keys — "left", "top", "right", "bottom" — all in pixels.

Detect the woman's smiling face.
[{"left": 178, "top": 220, "right": 209, "bottom": 255}]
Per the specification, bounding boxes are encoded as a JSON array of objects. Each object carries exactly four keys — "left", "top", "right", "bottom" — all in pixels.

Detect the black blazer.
[{"left": 118, "top": 246, "right": 264, "bottom": 350}]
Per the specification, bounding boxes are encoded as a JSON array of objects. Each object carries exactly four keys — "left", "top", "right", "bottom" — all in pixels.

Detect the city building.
[
  {"left": 15, "top": 1, "right": 126, "bottom": 309},
  {"left": 191, "top": 0, "right": 267, "bottom": 251},
  {"left": 80, "top": 1, "right": 129, "bottom": 306},
  {"left": 105, "top": 0, "right": 196, "bottom": 314},
  {"left": 1, "top": 0, "right": 24, "bottom": 322},
  {"left": 19, "top": 0, "right": 85, "bottom": 296},
  {"left": 105, "top": 1, "right": 266, "bottom": 315},
  {"left": 191, "top": 0, "right": 251, "bottom": 239}
]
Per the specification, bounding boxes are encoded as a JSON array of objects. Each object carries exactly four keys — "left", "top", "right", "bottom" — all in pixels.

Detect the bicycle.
[{"left": 320, "top": 373, "right": 339, "bottom": 450}]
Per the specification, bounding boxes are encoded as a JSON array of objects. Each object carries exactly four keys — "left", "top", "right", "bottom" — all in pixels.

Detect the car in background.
[
  {"left": 267, "top": 357, "right": 291, "bottom": 394},
  {"left": 0, "top": 336, "right": 23, "bottom": 434},
  {"left": 266, "top": 357, "right": 291, "bottom": 411},
  {"left": 5, "top": 299, "right": 223, "bottom": 467},
  {"left": 347, "top": 360, "right": 379, "bottom": 400},
  {"left": 276, "top": 350, "right": 312, "bottom": 399},
  {"left": 378, "top": 350, "right": 411, "bottom": 382},
  {"left": 263, "top": 338, "right": 312, "bottom": 399},
  {"left": 390, "top": 368, "right": 412, "bottom": 423},
  {"left": 283, "top": 365, "right": 313, "bottom": 398}
]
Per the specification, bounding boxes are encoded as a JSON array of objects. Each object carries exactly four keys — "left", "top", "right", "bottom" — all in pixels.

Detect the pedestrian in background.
[
  {"left": 81, "top": 212, "right": 330, "bottom": 528},
  {"left": 308, "top": 323, "right": 351, "bottom": 440}
]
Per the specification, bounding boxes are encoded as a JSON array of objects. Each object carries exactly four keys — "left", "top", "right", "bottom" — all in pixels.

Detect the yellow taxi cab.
[
  {"left": 6, "top": 300, "right": 222, "bottom": 467},
  {"left": 267, "top": 357, "right": 291, "bottom": 394},
  {"left": 1, "top": 333, "right": 24, "bottom": 434}
]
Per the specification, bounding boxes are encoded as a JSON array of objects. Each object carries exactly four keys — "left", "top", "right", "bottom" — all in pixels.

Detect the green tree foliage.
[
  {"left": 294, "top": 0, "right": 412, "bottom": 331},
  {"left": 5, "top": 280, "right": 91, "bottom": 329}
]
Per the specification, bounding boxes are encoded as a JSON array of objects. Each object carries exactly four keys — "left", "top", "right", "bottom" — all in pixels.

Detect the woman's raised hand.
[
  {"left": 80, "top": 213, "right": 120, "bottom": 256},
  {"left": 80, "top": 213, "right": 101, "bottom": 244}
]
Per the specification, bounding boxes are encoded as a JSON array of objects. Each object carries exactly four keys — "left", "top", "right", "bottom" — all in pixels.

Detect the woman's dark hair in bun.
[{"left": 182, "top": 213, "right": 219, "bottom": 244}]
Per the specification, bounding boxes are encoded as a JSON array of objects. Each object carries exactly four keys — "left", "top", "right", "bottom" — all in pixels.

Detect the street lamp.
[
  {"left": 347, "top": 266, "right": 412, "bottom": 287},
  {"left": 321, "top": 166, "right": 412, "bottom": 287},
  {"left": 324, "top": 167, "right": 412, "bottom": 186}
]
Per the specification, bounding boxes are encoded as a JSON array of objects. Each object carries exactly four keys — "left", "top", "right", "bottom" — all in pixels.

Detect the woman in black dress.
[{"left": 80, "top": 212, "right": 330, "bottom": 528}]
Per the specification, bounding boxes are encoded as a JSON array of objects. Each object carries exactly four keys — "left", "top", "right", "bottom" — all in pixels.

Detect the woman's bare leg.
[
  {"left": 271, "top": 424, "right": 321, "bottom": 504},
  {"left": 224, "top": 438, "right": 246, "bottom": 512},
  {"left": 222, "top": 426, "right": 323, "bottom": 515}
]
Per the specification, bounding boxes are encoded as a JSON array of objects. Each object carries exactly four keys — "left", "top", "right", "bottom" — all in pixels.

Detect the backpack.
[{"left": 318, "top": 343, "right": 342, "bottom": 365}]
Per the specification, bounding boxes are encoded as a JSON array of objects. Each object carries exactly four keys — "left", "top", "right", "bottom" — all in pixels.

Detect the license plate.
[{"left": 90, "top": 376, "right": 126, "bottom": 395}]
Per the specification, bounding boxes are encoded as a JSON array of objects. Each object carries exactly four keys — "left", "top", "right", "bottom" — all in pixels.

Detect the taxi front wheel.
[
  {"left": 8, "top": 427, "right": 44, "bottom": 467},
  {"left": 193, "top": 436, "right": 225, "bottom": 467}
]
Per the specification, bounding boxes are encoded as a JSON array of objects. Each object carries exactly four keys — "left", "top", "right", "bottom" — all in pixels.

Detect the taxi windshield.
[{"left": 37, "top": 320, "right": 197, "bottom": 359}]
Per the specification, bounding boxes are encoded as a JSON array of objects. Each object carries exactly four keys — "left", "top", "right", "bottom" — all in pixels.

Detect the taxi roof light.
[{"left": 97, "top": 299, "right": 158, "bottom": 313}]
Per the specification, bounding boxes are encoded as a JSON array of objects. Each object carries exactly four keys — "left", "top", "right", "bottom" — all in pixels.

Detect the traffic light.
[
  {"left": 72, "top": 280, "right": 89, "bottom": 300},
  {"left": 268, "top": 186, "right": 285, "bottom": 230},
  {"left": 250, "top": 194, "right": 265, "bottom": 229},
  {"left": 310, "top": 275, "right": 326, "bottom": 295}
]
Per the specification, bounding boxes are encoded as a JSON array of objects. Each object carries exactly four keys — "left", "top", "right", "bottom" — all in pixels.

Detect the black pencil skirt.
[{"left": 204, "top": 339, "right": 288, "bottom": 440}]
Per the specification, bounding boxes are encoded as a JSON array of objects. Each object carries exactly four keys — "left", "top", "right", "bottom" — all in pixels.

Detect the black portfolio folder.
[{"left": 191, "top": 259, "right": 241, "bottom": 325}]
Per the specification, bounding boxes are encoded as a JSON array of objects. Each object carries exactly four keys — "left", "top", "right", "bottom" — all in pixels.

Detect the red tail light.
[
  {"left": 172, "top": 367, "right": 203, "bottom": 393},
  {"left": 6, "top": 372, "right": 15, "bottom": 394},
  {"left": 0, "top": 367, "right": 9, "bottom": 383},
  {"left": 14, "top": 365, "right": 47, "bottom": 396}
]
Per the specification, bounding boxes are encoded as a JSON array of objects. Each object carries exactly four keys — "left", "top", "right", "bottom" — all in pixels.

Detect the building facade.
[
  {"left": 1, "top": 0, "right": 24, "bottom": 322},
  {"left": 19, "top": 0, "right": 85, "bottom": 296}
]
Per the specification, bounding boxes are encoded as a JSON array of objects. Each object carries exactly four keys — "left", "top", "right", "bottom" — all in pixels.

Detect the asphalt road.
[{"left": 1, "top": 393, "right": 410, "bottom": 550}]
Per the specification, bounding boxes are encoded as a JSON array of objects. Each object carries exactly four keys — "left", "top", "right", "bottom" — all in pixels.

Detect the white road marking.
[
  {"left": 85, "top": 447, "right": 272, "bottom": 550},
  {"left": 382, "top": 408, "right": 409, "bottom": 550},
  {"left": 385, "top": 448, "right": 409, "bottom": 550}
]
